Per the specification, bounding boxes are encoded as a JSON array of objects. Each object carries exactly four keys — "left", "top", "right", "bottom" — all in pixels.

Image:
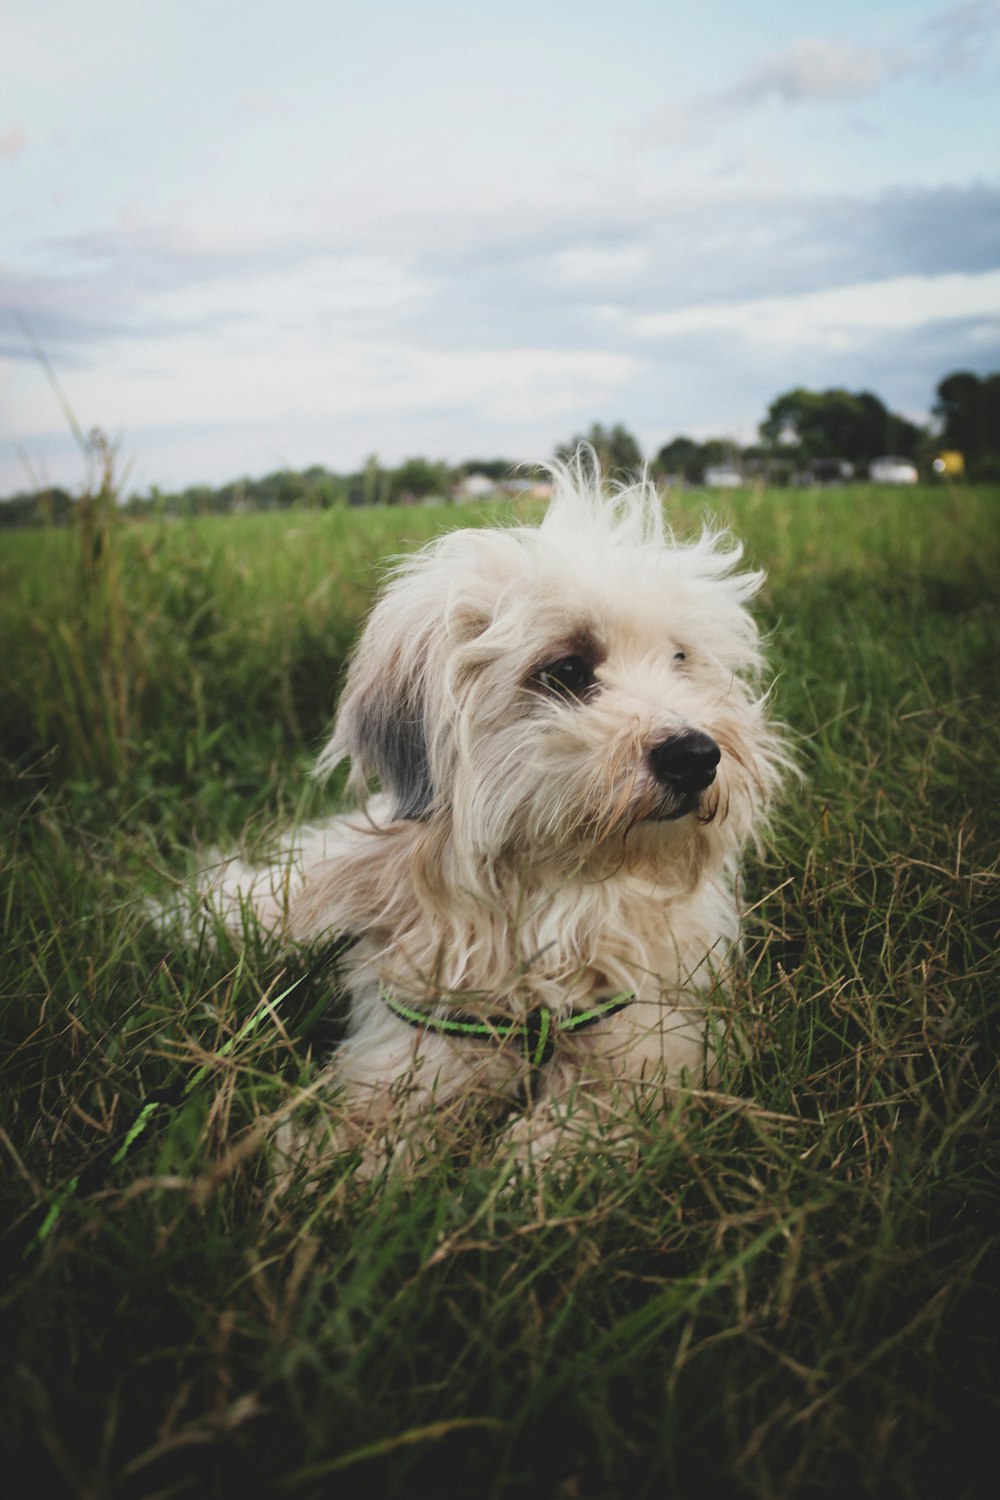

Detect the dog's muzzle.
[{"left": 648, "top": 729, "right": 720, "bottom": 818}]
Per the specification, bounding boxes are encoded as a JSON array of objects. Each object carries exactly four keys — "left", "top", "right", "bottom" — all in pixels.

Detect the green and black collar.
[{"left": 382, "top": 988, "right": 635, "bottom": 1071}]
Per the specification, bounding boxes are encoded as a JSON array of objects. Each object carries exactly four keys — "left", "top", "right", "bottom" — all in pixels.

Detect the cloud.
[
  {"left": 1, "top": 123, "right": 26, "bottom": 161},
  {"left": 403, "top": 178, "right": 1000, "bottom": 327},
  {"left": 711, "top": 4, "right": 1000, "bottom": 113},
  {"left": 410, "top": 180, "right": 1000, "bottom": 360},
  {"left": 235, "top": 95, "right": 280, "bottom": 114},
  {"left": 7, "top": 174, "right": 997, "bottom": 400},
  {"left": 635, "top": 2, "right": 1000, "bottom": 151},
  {"left": 632, "top": 269, "right": 1000, "bottom": 349},
  {"left": 916, "top": 0, "right": 1000, "bottom": 77},
  {"left": 4, "top": 335, "right": 641, "bottom": 496},
  {"left": 0, "top": 222, "right": 438, "bottom": 366},
  {"left": 722, "top": 39, "right": 887, "bottom": 107},
  {"left": 635, "top": 37, "right": 890, "bottom": 150}
]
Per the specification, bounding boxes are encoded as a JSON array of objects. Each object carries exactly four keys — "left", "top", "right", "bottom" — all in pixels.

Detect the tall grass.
[{"left": 1, "top": 478, "right": 998, "bottom": 1498}]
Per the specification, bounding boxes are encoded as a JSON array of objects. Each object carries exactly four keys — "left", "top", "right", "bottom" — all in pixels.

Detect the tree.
[
  {"left": 934, "top": 372, "right": 982, "bottom": 454},
  {"left": 556, "top": 422, "right": 643, "bottom": 475},
  {"left": 361, "top": 455, "right": 391, "bottom": 507},
  {"left": 0, "top": 486, "right": 74, "bottom": 526},
  {"left": 301, "top": 465, "right": 346, "bottom": 508},
  {"left": 700, "top": 438, "right": 740, "bottom": 470},
  {"left": 653, "top": 436, "right": 703, "bottom": 483},
  {"left": 455, "top": 458, "right": 515, "bottom": 482},
  {"left": 933, "top": 371, "right": 1000, "bottom": 474},
  {"left": 760, "top": 387, "right": 923, "bottom": 465},
  {"left": 388, "top": 457, "right": 449, "bottom": 504}
]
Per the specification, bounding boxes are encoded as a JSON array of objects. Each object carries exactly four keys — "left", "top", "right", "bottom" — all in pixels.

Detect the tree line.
[
  {"left": 2, "top": 368, "right": 997, "bottom": 526},
  {"left": 569, "top": 371, "right": 998, "bottom": 485}
]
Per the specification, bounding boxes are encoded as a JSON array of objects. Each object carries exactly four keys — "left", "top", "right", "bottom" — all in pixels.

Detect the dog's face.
[{"left": 321, "top": 467, "right": 784, "bottom": 883}]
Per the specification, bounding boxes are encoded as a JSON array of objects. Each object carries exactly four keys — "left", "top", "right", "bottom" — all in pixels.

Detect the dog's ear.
[
  {"left": 347, "top": 660, "right": 434, "bottom": 820},
  {"left": 316, "top": 635, "right": 436, "bottom": 821},
  {"left": 316, "top": 536, "right": 499, "bottom": 818}
]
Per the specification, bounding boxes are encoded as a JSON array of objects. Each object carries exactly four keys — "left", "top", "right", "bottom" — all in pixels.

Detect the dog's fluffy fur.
[{"left": 186, "top": 457, "right": 789, "bottom": 1172}]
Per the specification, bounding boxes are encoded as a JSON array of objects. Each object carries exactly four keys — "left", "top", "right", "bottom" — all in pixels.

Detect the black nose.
[{"left": 649, "top": 730, "right": 721, "bottom": 792}]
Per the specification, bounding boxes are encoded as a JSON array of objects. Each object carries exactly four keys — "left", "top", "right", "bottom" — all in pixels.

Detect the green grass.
[{"left": 2, "top": 482, "right": 999, "bottom": 1499}]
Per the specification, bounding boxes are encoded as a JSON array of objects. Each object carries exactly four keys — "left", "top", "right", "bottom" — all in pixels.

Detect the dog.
[{"left": 186, "top": 454, "right": 789, "bottom": 1176}]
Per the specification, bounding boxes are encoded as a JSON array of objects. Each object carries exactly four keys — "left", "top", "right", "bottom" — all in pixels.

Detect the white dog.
[{"left": 191, "top": 456, "right": 788, "bottom": 1174}]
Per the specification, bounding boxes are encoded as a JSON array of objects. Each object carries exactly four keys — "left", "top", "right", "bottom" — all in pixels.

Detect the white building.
[
  {"left": 704, "top": 466, "right": 744, "bottom": 488},
  {"left": 869, "top": 457, "right": 919, "bottom": 484}
]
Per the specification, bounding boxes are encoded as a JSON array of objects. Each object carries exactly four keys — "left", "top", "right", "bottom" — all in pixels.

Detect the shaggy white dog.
[{"left": 189, "top": 456, "right": 788, "bottom": 1173}]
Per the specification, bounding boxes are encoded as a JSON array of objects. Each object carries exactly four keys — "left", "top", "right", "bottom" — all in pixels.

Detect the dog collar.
[{"left": 381, "top": 988, "right": 635, "bottom": 1071}]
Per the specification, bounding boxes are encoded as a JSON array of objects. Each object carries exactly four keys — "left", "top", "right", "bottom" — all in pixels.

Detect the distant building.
[
  {"left": 703, "top": 466, "right": 744, "bottom": 488},
  {"left": 791, "top": 458, "right": 854, "bottom": 487},
  {"left": 502, "top": 478, "right": 553, "bottom": 501},
  {"left": 812, "top": 458, "right": 854, "bottom": 484},
  {"left": 451, "top": 474, "right": 554, "bottom": 503},
  {"left": 453, "top": 473, "right": 501, "bottom": 500},
  {"left": 869, "top": 457, "right": 919, "bottom": 484}
]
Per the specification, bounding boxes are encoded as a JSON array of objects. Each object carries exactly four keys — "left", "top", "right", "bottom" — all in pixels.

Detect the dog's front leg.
[
  {"left": 497, "top": 1062, "right": 637, "bottom": 1172},
  {"left": 274, "top": 1029, "right": 516, "bottom": 1184}
]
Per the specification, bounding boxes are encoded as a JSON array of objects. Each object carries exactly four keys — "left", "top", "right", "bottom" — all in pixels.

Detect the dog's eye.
[
  {"left": 534, "top": 654, "right": 597, "bottom": 702},
  {"left": 673, "top": 648, "right": 687, "bottom": 663}
]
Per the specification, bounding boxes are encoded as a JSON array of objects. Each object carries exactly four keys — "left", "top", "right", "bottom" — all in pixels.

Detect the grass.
[{"left": 2, "top": 480, "right": 999, "bottom": 1498}]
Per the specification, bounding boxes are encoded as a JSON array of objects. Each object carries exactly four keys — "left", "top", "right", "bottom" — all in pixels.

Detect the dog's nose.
[{"left": 649, "top": 730, "right": 721, "bottom": 791}]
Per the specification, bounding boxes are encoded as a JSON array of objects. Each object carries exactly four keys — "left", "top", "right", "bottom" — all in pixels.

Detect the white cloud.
[
  {"left": 633, "top": 269, "right": 1000, "bottom": 349},
  {"left": 553, "top": 245, "right": 655, "bottom": 287},
  {"left": 7, "top": 323, "right": 636, "bottom": 446},
  {"left": 633, "top": 4, "right": 1000, "bottom": 162}
]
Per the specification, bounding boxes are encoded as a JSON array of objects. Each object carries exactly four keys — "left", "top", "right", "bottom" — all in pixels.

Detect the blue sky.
[{"left": 2, "top": 0, "right": 998, "bottom": 493}]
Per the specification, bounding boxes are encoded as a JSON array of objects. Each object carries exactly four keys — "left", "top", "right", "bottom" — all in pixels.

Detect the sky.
[{"left": 1, "top": 0, "right": 998, "bottom": 495}]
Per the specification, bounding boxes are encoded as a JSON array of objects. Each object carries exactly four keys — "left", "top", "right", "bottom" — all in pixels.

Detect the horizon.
[{"left": 0, "top": 376, "right": 952, "bottom": 504}]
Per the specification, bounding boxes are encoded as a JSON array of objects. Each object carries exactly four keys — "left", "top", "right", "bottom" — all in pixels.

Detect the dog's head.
[{"left": 318, "top": 457, "right": 787, "bottom": 882}]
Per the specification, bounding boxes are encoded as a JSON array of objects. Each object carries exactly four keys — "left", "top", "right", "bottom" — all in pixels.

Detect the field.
[{"left": 2, "top": 481, "right": 999, "bottom": 1498}]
